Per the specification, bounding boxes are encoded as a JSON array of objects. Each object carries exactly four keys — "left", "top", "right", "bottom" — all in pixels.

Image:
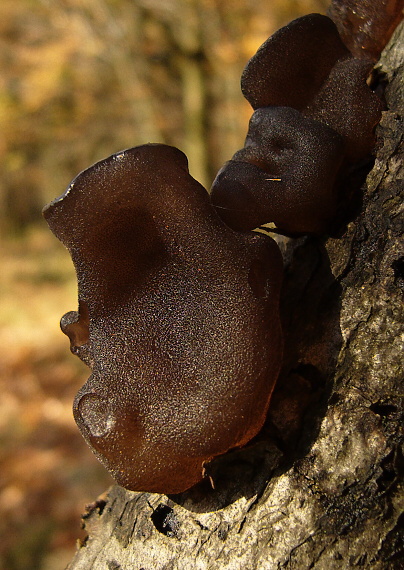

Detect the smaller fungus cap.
[
  {"left": 211, "top": 14, "right": 384, "bottom": 236},
  {"left": 241, "top": 14, "right": 350, "bottom": 111},
  {"left": 211, "top": 107, "right": 345, "bottom": 235},
  {"left": 240, "top": 13, "right": 382, "bottom": 165}
]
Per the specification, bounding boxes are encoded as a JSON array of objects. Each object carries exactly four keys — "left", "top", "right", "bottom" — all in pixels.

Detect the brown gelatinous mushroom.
[
  {"left": 43, "top": 144, "right": 283, "bottom": 494},
  {"left": 240, "top": 14, "right": 350, "bottom": 112},
  {"left": 211, "top": 106, "right": 345, "bottom": 234},
  {"left": 211, "top": 14, "right": 383, "bottom": 235},
  {"left": 328, "top": 0, "right": 404, "bottom": 62},
  {"left": 241, "top": 13, "right": 382, "bottom": 159}
]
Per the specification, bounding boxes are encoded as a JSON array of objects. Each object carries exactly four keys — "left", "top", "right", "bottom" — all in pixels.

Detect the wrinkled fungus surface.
[
  {"left": 211, "top": 14, "right": 383, "bottom": 235},
  {"left": 43, "top": 144, "right": 283, "bottom": 494}
]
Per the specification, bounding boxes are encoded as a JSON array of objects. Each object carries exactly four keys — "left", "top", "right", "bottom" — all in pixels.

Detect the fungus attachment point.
[{"left": 43, "top": 144, "right": 283, "bottom": 494}]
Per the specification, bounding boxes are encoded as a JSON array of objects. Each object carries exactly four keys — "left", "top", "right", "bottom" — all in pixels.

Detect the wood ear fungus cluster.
[
  {"left": 211, "top": 13, "right": 384, "bottom": 235},
  {"left": 44, "top": 6, "right": 397, "bottom": 494},
  {"left": 44, "top": 145, "right": 283, "bottom": 493}
]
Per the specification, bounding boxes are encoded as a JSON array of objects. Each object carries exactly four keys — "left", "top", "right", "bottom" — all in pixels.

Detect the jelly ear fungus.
[
  {"left": 43, "top": 6, "right": 396, "bottom": 495},
  {"left": 328, "top": 0, "right": 404, "bottom": 62},
  {"left": 43, "top": 144, "right": 283, "bottom": 494}
]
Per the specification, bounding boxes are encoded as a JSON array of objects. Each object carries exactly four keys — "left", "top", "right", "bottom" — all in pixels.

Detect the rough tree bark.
[{"left": 68, "top": 22, "right": 403, "bottom": 570}]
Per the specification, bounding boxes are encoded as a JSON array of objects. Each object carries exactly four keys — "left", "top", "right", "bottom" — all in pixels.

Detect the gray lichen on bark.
[{"left": 68, "top": 21, "right": 403, "bottom": 570}]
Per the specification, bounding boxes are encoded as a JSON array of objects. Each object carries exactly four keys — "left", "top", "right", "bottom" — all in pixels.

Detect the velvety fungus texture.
[{"left": 43, "top": 144, "right": 283, "bottom": 494}]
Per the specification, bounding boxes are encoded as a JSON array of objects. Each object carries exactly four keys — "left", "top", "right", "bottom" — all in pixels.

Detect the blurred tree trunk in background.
[
  {"left": 67, "top": 22, "right": 403, "bottom": 570},
  {"left": 0, "top": 0, "right": 328, "bottom": 234}
]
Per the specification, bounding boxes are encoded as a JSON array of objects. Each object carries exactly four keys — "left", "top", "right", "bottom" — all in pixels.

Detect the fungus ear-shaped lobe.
[
  {"left": 211, "top": 106, "right": 345, "bottom": 235},
  {"left": 43, "top": 144, "right": 284, "bottom": 494},
  {"left": 241, "top": 13, "right": 350, "bottom": 111},
  {"left": 240, "top": 13, "right": 383, "bottom": 165}
]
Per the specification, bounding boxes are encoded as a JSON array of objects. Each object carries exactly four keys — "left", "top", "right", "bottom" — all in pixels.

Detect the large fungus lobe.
[{"left": 43, "top": 144, "right": 283, "bottom": 494}]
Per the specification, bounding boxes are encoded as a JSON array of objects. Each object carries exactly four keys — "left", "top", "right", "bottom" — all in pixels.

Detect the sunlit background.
[{"left": 0, "top": 0, "right": 328, "bottom": 568}]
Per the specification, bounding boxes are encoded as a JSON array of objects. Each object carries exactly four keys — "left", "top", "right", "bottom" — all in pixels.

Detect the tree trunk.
[{"left": 68, "top": 22, "right": 404, "bottom": 570}]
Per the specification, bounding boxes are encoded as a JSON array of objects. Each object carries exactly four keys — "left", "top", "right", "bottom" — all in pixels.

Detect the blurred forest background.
[{"left": 0, "top": 0, "right": 328, "bottom": 568}]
